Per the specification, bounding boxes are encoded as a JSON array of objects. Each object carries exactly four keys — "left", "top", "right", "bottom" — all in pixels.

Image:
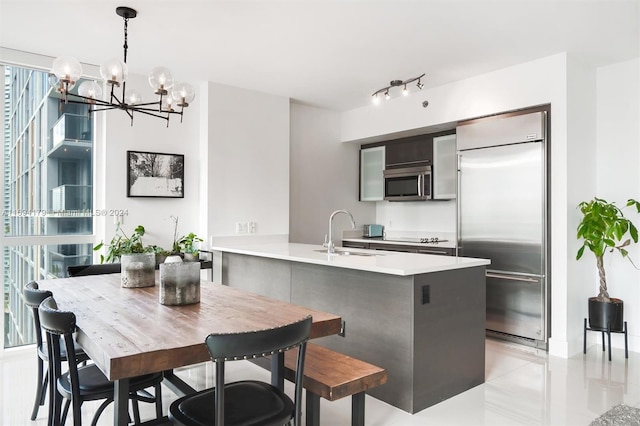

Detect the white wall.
[
  {"left": 289, "top": 103, "right": 376, "bottom": 244},
  {"left": 98, "top": 72, "right": 202, "bottom": 253},
  {"left": 594, "top": 58, "right": 640, "bottom": 351},
  {"left": 201, "top": 82, "right": 290, "bottom": 240},
  {"left": 563, "top": 55, "right": 598, "bottom": 356},
  {"left": 375, "top": 201, "right": 456, "bottom": 234},
  {"left": 341, "top": 54, "right": 568, "bottom": 143}
]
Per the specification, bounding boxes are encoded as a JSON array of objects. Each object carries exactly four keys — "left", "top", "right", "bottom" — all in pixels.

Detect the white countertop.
[{"left": 208, "top": 240, "right": 489, "bottom": 276}]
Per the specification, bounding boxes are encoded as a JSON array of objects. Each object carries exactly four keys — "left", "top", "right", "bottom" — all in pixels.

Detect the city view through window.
[{"left": 2, "top": 65, "right": 95, "bottom": 349}]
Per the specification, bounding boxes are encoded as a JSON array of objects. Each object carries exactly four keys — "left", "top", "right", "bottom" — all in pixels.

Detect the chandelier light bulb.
[
  {"left": 125, "top": 90, "right": 143, "bottom": 105},
  {"left": 149, "top": 66, "right": 175, "bottom": 94},
  {"left": 372, "top": 94, "right": 380, "bottom": 105},
  {"left": 78, "top": 81, "right": 103, "bottom": 100},
  {"left": 162, "top": 95, "right": 175, "bottom": 112},
  {"left": 384, "top": 90, "right": 390, "bottom": 100},
  {"left": 52, "top": 56, "right": 83, "bottom": 83},
  {"left": 402, "top": 85, "right": 408, "bottom": 96},
  {"left": 172, "top": 82, "right": 196, "bottom": 107},
  {"left": 100, "top": 58, "right": 128, "bottom": 86},
  {"left": 417, "top": 79, "right": 424, "bottom": 90}
]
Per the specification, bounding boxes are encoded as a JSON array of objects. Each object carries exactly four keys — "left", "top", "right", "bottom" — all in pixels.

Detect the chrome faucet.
[{"left": 324, "top": 209, "right": 356, "bottom": 254}]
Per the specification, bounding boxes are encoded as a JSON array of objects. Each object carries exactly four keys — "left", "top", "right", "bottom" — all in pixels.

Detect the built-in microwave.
[{"left": 383, "top": 165, "right": 432, "bottom": 201}]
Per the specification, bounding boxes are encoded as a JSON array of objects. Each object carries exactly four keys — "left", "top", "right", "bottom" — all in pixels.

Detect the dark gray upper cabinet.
[
  {"left": 360, "top": 130, "right": 456, "bottom": 201},
  {"left": 384, "top": 135, "right": 433, "bottom": 168}
]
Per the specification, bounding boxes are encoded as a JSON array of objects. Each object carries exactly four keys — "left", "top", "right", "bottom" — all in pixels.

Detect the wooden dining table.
[{"left": 36, "top": 273, "right": 342, "bottom": 426}]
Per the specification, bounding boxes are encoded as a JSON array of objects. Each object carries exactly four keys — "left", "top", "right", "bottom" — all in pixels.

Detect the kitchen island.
[{"left": 209, "top": 239, "right": 490, "bottom": 414}]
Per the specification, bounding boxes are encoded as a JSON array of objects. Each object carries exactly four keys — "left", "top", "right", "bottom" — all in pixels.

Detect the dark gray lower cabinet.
[{"left": 219, "top": 251, "right": 486, "bottom": 414}]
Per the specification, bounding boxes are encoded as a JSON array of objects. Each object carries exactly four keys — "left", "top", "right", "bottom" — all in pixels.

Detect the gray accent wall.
[{"left": 289, "top": 103, "right": 376, "bottom": 244}]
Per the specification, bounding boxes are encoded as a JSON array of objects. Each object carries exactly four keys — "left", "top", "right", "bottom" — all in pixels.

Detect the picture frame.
[{"left": 127, "top": 150, "right": 184, "bottom": 198}]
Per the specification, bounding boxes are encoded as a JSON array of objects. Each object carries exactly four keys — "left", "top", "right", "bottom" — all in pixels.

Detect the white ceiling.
[{"left": 1, "top": 0, "right": 638, "bottom": 111}]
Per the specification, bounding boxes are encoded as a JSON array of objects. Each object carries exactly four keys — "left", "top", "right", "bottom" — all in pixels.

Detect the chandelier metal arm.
[{"left": 62, "top": 93, "right": 184, "bottom": 126}]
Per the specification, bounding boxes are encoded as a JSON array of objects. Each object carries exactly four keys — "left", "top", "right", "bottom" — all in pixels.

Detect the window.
[{"left": 2, "top": 64, "right": 96, "bottom": 349}]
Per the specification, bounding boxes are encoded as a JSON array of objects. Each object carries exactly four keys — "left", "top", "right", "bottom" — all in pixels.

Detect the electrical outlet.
[
  {"left": 235, "top": 222, "right": 247, "bottom": 234},
  {"left": 339, "top": 320, "right": 346, "bottom": 337},
  {"left": 248, "top": 221, "right": 256, "bottom": 233}
]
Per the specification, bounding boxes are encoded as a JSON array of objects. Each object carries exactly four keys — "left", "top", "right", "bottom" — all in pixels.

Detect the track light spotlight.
[
  {"left": 372, "top": 93, "right": 380, "bottom": 104},
  {"left": 371, "top": 73, "right": 425, "bottom": 104}
]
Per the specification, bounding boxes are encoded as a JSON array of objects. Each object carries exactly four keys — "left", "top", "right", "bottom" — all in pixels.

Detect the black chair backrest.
[
  {"left": 67, "top": 263, "right": 121, "bottom": 277},
  {"left": 23, "top": 282, "right": 53, "bottom": 348},
  {"left": 205, "top": 316, "right": 312, "bottom": 426},
  {"left": 38, "top": 296, "right": 84, "bottom": 415}
]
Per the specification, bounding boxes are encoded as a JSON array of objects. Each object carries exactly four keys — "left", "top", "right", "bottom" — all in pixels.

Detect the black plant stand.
[{"left": 583, "top": 318, "right": 628, "bottom": 361}]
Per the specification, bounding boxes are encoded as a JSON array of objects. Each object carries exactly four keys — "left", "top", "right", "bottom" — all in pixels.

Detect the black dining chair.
[
  {"left": 168, "top": 316, "right": 312, "bottom": 426},
  {"left": 38, "top": 295, "right": 164, "bottom": 426},
  {"left": 23, "top": 281, "right": 91, "bottom": 423},
  {"left": 66, "top": 263, "right": 121, "bottom": 277}
]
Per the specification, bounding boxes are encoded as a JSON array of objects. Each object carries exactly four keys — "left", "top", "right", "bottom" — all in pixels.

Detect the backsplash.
[{"left": 375, "top": 200, "right": 456, "bottom": 233}]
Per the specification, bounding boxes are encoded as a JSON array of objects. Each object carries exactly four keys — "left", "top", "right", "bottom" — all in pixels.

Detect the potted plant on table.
[
  {"left": 176, "top": 232, "right": 204, "bottom": 262},
  {"left": 576, "top": 197, "right": 640, "bottom": 331},
  {"left": 94, "top": 223, "right": 156, "bottom": 288},
  {"left": 169, "top": 215, "right": 203, "bottom": 262},
  {"left": 149, "top": 244, "right": 172, "bottom": 266}
]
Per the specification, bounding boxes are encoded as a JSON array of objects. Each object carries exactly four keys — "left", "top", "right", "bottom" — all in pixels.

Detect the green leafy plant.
[
  {"left": 576, "top": 197, "right": 640, "bottom": 301},
  {"left": 94, "top": 223, "right": 152, "bottom": 263},
  {"left": 169, "top": 215, "right": 202, "bottom": 255},
  {"left": 176, "top": 232, "right": 203, "bottom": 255}
]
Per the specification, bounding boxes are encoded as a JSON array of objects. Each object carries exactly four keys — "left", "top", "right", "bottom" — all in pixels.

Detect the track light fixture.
[
  {"left": 50, "top": 7, "right": 194, "bottom": 127},
  {"left": 371, "top": 73, "right": 425, "bottom": 104}
]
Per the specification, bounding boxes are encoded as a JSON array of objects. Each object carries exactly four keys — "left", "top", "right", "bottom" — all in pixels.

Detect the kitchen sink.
[{"left": 313, "top": 248, "right": 381, "bottom": 257}]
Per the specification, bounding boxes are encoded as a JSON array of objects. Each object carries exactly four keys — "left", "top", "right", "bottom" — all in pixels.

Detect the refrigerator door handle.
[{"left": 486, "top": 272, "right": 540, "bottom": 283}]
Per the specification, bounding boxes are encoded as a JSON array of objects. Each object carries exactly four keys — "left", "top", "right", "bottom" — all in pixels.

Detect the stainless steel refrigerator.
[{"left": 457, "top": 110, "right": 548, "bottom": 349}]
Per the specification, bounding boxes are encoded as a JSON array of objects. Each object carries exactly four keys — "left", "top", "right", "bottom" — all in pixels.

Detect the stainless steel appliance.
[
  {"left": 457, "top": 110, "right": 548, "bottom": 349},
  {"left": 383, "top": 165, "right": 432, "bottom": 201},
  {"left": 362, "top": 224, "right": 384, "bottom": 238}
]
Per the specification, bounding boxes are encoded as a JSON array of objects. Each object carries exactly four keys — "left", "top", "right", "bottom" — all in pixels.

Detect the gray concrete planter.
[
  {"left": 159, "top": 261, "right": 200, "bottom": 305},
  {"left": 121, "top": 253, "right": 156, "bottom": 288}
]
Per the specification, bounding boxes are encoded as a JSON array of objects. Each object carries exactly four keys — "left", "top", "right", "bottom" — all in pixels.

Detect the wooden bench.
[{"left": 284, "top": 343, "right": 388, "bottom": 426}]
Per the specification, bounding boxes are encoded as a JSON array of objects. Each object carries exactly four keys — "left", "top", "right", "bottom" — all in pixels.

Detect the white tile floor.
[{"left": 2, "top": 338, "right": 639, "bottom": 425}]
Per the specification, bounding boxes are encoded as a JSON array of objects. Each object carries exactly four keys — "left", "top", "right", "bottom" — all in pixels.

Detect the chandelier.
[
  {"left": 50, "top": 6, "right": 194, "bottom": 127},
  {"left": 371, "top": 73, "right": 425, "bottom": 104}
]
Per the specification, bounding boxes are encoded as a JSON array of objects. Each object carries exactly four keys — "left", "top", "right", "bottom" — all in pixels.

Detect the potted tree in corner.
[{"left": 576, "top": 197, "right": 640, "bottom": 331}]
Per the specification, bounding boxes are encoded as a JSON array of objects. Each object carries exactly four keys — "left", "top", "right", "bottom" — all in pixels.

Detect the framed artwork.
[{"left": 127, "top": 150, "right": 184, "bottom": 198}]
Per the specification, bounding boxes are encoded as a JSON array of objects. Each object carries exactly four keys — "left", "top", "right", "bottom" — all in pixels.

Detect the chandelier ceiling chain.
[
  {"left": 50, "top": 6, "right": 194, "bottom": 127},
  {"left": 371, "top": 73, "right": 425, "bottom": 104}
]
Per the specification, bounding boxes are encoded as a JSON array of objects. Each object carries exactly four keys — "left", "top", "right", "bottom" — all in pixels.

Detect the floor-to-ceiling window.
[{"left": 2, "top": 63, "right": 96, "bottom": 349}]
